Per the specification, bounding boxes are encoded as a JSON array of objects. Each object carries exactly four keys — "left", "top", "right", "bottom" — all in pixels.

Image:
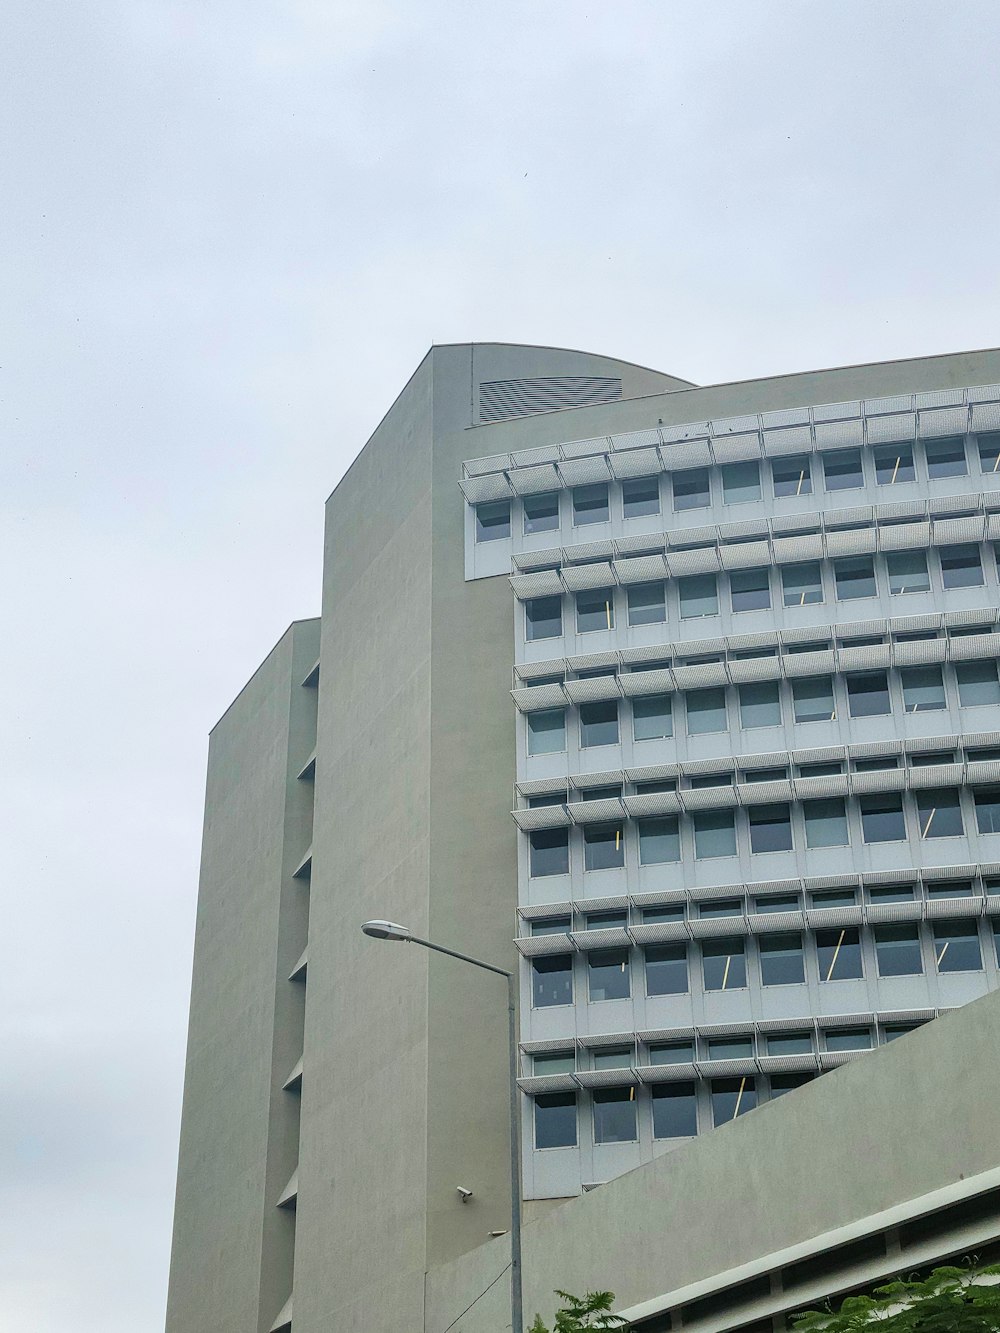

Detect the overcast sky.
[{"left": 3, "top": 2, "right": 999, "bottom": 1329}]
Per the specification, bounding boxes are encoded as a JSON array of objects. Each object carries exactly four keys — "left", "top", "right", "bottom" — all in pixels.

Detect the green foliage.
[
  {"left": 530, "top": 1288, "right": 630, "bottom": 1331},
  {"left": 792, "top": 1261, "right": 1000, "bottom": 1333}
]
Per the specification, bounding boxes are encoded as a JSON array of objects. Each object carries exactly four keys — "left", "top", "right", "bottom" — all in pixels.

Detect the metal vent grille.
[{"left": 478, "top": 375, "right": 622, "bottom": 423}]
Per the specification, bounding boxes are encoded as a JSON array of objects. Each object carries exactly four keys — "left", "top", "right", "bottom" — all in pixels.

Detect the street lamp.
[{"left": 361, "top": 920, "right": 523, "bottom": 1333}]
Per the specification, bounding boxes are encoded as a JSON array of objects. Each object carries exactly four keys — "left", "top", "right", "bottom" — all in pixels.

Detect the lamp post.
[{"left": 361, "top": 920, "right": 523, "bottom": 1333}]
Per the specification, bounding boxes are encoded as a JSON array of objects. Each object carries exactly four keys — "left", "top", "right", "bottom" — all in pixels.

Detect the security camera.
[{"left": 456, "top": 1186, "right": 473, "bottom": 1202}]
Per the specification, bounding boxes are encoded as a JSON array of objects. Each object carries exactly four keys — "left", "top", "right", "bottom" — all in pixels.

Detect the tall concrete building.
[{"left": 166, "top": 343, "right": 1000, "bottom": 1333}]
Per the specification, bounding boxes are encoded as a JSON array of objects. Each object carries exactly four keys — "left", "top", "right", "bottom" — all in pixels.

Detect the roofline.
[{"left": 208, "top": 616, "right": 321, "bottom": 736}]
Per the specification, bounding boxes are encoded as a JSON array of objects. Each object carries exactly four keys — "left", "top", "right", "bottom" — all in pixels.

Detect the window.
[
  {"left": 746, "top": 768, "right": 787, "bottom": 784},
  {"left": 576, "top": 588, "right": 615, "bottom": 633},
  {"left": 722, "top": 460, "right": 761, "bottom": 504},
  {"left": 703, "top": 937, "right": 746, "bottom": 990},
  {"left": 642, "top": 904, "right": 685, "bottom": 923},
  {"left": 860, "top": 794, "right": 906, "bottom": 843},
  {"left": 572, "top": 483, "right": 609, "bottom": 525},
  {"left": 526, "top": 596, "right": 562, "bottom": 641},
  {"left": 875, "top": 924, "right": 923, "bottom": 976},
  {"left": 529, "top": 828, "right": 569, "bottom": 877},
  {"left": 531, "top": 917, "right": 571, "bottom": 936},
  {"left": 770, "top": 1073, "right": 815, "bottom": 1098},
  {"left": 823, "top": 448, "right": 864, "bottom": 491},
  {"left": 847, "top": 672, "right": 891, "bottom": 717},
  {"left": 812, "top": 888, "right": 856, "bottom": 908},
  {"left": 874, "top": 443, "right": 915, "bottom": 485},
  {"left": 835, "top": 557, "right": 877, "bottom": 601},
  {"left": 887, "top": 550, "right": 930, "bottom": 595},
  {"left": 633, "top": 694, "right": 672, "bottom": 741},
  {"left": 868, "top": 885, "right": 914, "bottom": 904},
  {"left": 593, "top": 1046, "right": 632, "bottom": 1070},
  {"left": 694, "top": 810, "right": 737, "bottom": 859},
  {"left": 649, "top": 1041, "right": 694, "bottom": 1064},
  {"left": 528, "top": 792, "right": 566, "bottom": 809},
  {"left": 817, "top": 927, "right": 863, "bottom": 980},
  {"left": 883, "top": 1024, "right": 920, "bottom": 1042},
  {"left": 901, "top": 666, "right": 946, "bottom": 713},
  {"left": 582, "top": 785, "right": 622, "bottom": 803},
  {"left": 978, "top": 432, "right": 1000, "bottom": 474},
  {"left": 749, "top": 804, "right": 793, "bottom": 853},
  {"left": 584, "top": 824, "right": 624, "bottom": 871},
  {"left": 804, "top": 798, "right": 849, "bottom": 848},
  {"left": 622, "top": 476, "right": 660, "bottom": 518},
  {"left": 523, "top": 491, "right": 559, "bottom": 534},
  {"left": 825, "top": 1027, "right": 872, "bottom": 1051},
  {"left": 708, "top": 1037, "right": 753, "bottom": 1060},
  {"left": 580, "top": 701, "right": 619, "bottom": 748},
  {"left": 712, "top": 1077, "right": 756, "bottom": 1125},
  {"left": 855, "top": 757, "right": 898, "bottom": 772},
  {"left": 767, "top": 1032, "right": 812, "bottom": 1055},
  {"left": 940, "top": 544, "right": 984, "bottom": 589},
  {"left": 957, "top": 661, "right": 1000, "bottom": 707},
  {"left": 934, "top": 921, "right": 982, "bottom": 973},
  {"left": 926, "top": 880, "right": 974, "bottom": 898},
  {"left": 638, "top": 817, "right": 680, "bottom": 864},
  {"left": 645, "top": 943, "right": 688, "bottom": 995},
  {"left": 587, "top": 909, "right": 627, "bottom": 928},
  {"left": 759, "top": 932, "right": 805, "bottom": 985},
  {"left": 772, "top": 455, "right": 812, "bottom": 497},
  {"left": 739, "top": 681, "right": 782, "bottom": 728},
  {"left": 588, "top": 949, "right": 630, "bottom": 1001},
  {"left": 975, "top": 788, "right": 1000, "bottom": 835},
  {"left": 679, "top": 574, "right": 719, "bottom": 619},
  {"left": 527, "top": 709, "right": 566, "bottom": 755},
  {"left": 627, "top": 581, "right": 666, "bottom": 626},
  {"left": 782, "top": 562, "right": 824, "bottom": 607},
  {"left": 533, "top": 1051, "right": 575, "bottom": 1074},
  {"left": 652, "top": 1084, "right": 697, "bottom": 1138},
  {"left": 792, "top": 677, "right": 836, "bottom": 723},
  {"left": 690, "top": 773, "right": 733, "bottom": 789},
  {"left": 532, "top": 955, "right": 573, "bottom": 1006},
  {"left": 699, "top": 897, "right": 742, "bottom": 917},
  {"left": 673, "top": 467, "right": 710, "bottom": 510},
  {"left": 729, "top": 568, "right": 771, "bottom": 612},
  {"left": 593, "top": 1087, "right": 637, "bottom": 1143},
  {"left": 754, "top": 893, "right": 799, "bottom": 913},
  {"left": 916, "top": 788, "right": 964, "bottom": 838},
  {"left": 925, "top": 436, "right": 968, "bottom": 478},
  {"left": 475, "top": 500, "right": 510, "bottom": 541},
  {"left": 686, "top": 687, "right": 728, "bottom": 734},
  {"left": 534, "top": 1093, "right": 577, "bottom": 1148}
]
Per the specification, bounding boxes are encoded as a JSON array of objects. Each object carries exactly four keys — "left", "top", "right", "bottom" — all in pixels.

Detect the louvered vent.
[{"left": 478, "top": 375, "right": 622, "bottom": 423}]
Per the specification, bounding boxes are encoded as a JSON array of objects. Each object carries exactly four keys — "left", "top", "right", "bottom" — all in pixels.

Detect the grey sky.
[{"left": 2, "top": 2, "right": 999, "bottom": 1329}]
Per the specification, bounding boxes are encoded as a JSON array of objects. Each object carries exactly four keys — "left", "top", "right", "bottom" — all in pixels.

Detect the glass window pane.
[
  {"left": 622, "top": 476, "right": 660, "bottom": 517},
  {"left": 875, "top": 925, "right": 923, "bottom": 976},
  {"left": 633, "top": 694, "right": 672, "bottom": 740},
  {"left": 580, "top": 700, "right": 619, "bottom": 748},
  {"left": 526, "top": 596, "right": 562, "bottom": 641},
  {"left": 588, "top": 949, "right": 631, "bottom": 1001},
  {"left": 860, "top": 794, "right": 906, "bottom": 843},
  {"left": 916, "top": 788, "right": 964, "bottom": 838},
  {"left": 702, "top": 937, "right": 746, "bottom": 990},
  {"left": 645, "top": 943, "right": 688, "bottom": 995},
  {"left": 804, "top": 798, "right": 849, "bottom": 848},
  {"left": 534, "top": 1092, "right": 577, "bottom": 1148},
  {"left": 957, "top": 661, "right": 1000, "bottom": 707},
  {"left": 978, "top": 432, "right": 1000, "bottom": 473},
  {"left": 593, "top": 1047, "right": 632, "bottom": 1070},
  {"left": 573, "top": 483, "right": 609, "bottom": 525},
  {"left": 770, "top": 1073, "right": 815, "bottom": 1098},
  {"left": 901, "top": 666, "right": 946, "bottom": 712},
  {"left": 686, "top": 687, "right": 728, "bottom": 734},
  {"left": 576, "top": 589, "right": 615, "bottom": 633},
  {"left": 679, "top": 574, "right": 719, "bottom": 619},
  {"left": 975, "top": 788, "right": 1000, "bottom": 834},
  {"left": 531, "top": 917, "right": 571, "bottom": 935},
  {"left": 767, "top": 1032, "right": 812, "bottom": 1055},
  {"left": 523, "top": 491, "right": 559, "bottom": 533},
  {"left": 711, "top": 1077, "right": 756, "bottom": 1125},
  {"left": 772, "top": 455, "right": 812, "bottom": 497},
  {"left": 817, "top": 927, "right": 863, "bottom": 980},
  {"left": 754, "top": 894, "right": 799, "bottom": 913},
  {"left": 533, "top": 1051, "right": 575, "bottom": 1074},
  {"left": 694, "top": 810, "right": 737, "bottom": 859},
  {"left": 652, "top": 1084, "right": 697, "bottom": 1138},
  {"left": 708, "top": 1038, "right": 753, "bottom": 1060},
  {"left": 593, "top": 1087, "right": 637, "bottom": 1143},
  {"left": 874, "top": 443, "right": 915, "bottom": 484},
  {"left": 868, "top": 886, "right": 914, "bottom": 904},
  {"left": 887, "top": 550, "right": 930, "bottom": 595},
  {"left": 739, "top": 681, "right": 781, "bottom": 728},
  {"left": 698, "top": 898, "right": 742, "bottom": 918},
  {"left": 825, "top": 1027, "right": 872, "bottom": 1051},
  {"left": 475, "top": 500, "right": 511, "bottom": 541},
  {"left": 729, "top": 568, "right": 771, "bottom": 612},
  {"left": 812, "top": 888, "right": 856, "bottom": 907},
  {"left": 940, "top": 544, "right": 984, "bottom": 589},
  {"left": 626, "top": 581, "right": 666, "bottom": 626},
  {"left": 649, "top": 1041, "right": 694, "bottom": 1064},
  {"left": 782, "top": 562, "right": 824, "bottom": 607},
  {"left": 527, "top": 709, "right": 566, "bottom": 755},
  {"left": 934, "top": 921, "right": 982, "bottom": 972},
  {"left": 673, "top": 467, "right": 710, "bottom": 510},
  {"left": 759, "top": 932, "right": 804, "bottom": 985},
  {"left": 925, "top": 436, "right": 968, "bottom": 478},
  {"left": 836, "top": 557, "right": 877, "bottom": 601},
  {"left": 823, "top": 448, "right": 864, "bottom": 490},
  {"left": 847, "top": 672, "right": 890, "bottom": 717},
  {"left": 638, "top": 817, "right": 680, "bottom": 865},
  {"left": 792, "top": 677, "right": 836, "bottom": 722},
  {"left": 722, "top": 460, "right": 761, "bottom": 504},
  {"left": 529, "top": 828, "right": 569, "bottom": 877},
  {"left": 642, "top": 904, "right": 685, "bottom": 923},
  {"left": 532, "top": 955, "right": 573, "bottom": 1006},
  {"left": 749, "top": 804, "right": 793, "bottom": 853}
]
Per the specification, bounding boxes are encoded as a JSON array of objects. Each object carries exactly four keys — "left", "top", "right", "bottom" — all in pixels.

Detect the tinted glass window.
[
  {"left": 533, "top": 1051, "right": 575, "bottom": 1073},
  {"left": 593, "top": 1087, "right": 637, "bottom": 1143},
  {"left": 534, "top": 1092, "right": 577, "bottom": 1148},
  {"left": 576, "top": 589, "right": 615, "bottom": 633},
  {"left": 916, "top": 788, "right": 964, "bottom": 838},
  {"left": 638, "top": 817, "right": 680, "bottom": 864},
  {"left": 584, "top": 823, "right": 624, "bottom": 871},
  {"left": 979, "top": 432, "right": 1000, "bottom": 473},
  {"left": 531, "top": 917, "right": 571, "bottom": 935},
  {"left": 925, "top": 436, "right": 968, "bottom": 478},
  {"left": 527, "top": 709, "right": 566, "bottom": 755},
  {"left": 874, "top": 443, "right": 915, "bottom": 484},
  {"left": 783, "top": 562, "right": 824, "bottom": 606},
  {"left": 847, "top": 672, "right": 890, "bottom": 717},
  {"left": 708, "top": 1037, "right": 753, "bottom": 1060},
  {"left": 739, "top": 681, "right": 781, "bottom": 728},
  {"left": 475, "top": 501, "right": 511, "bottom": 541},
  {"left": 804, "top": 798, "right": 849, "bottom": 848},
  {"left": 703, "top": 938, "right": 746, "bottom": 990},
  {"left": 759, "top": 932, "right": 804, "bottom": 985},
  {"left": 817, "top": 927, "right": 863, "bottom": 980},
  {"left": 722, "top": 460, "right": 761, "bottom": 504},
  {"left": 825, "top": 1027, "right": 872, "bottom": 1051},
  {"left": 633, "top": 694, "right": 672, "bottom": 740},
  {"left": 642, "top": 904, "right": 685, "bottom": 923},
  {"left": 887, "top": 550, "right": 930, "bottom": 595},
  {"left": 940, "top": 544, "right": 984, "bottom": 589},
  {"left": 812, "top": 889, "right": 856, "bottom": 907},
  {"left": 901, "top": 666, "right": 946, "bottom": 712},
  {"left": 648, "top": 1041, "right": 694, "bottom": 1064},
  {"left": 580, "top": 700, "right": 619, "bottom": 748},
  {"left": 679, "top": 574, "right": 719, "bottom": 619},
  {"left": 730, "top": 568, "right": 771, "bottom": 612},
  {"left": 694, "top": 810, "right": 737, "bottom": 858},
  {"left": 770, "top": 1073, "right": 815, "bottom": 1097},
  {"left": 934, "top": 921, "right": 982, "bottom": 972},
  {"left": 875, "top": 925, "right": 923, "bottom": 976},
  {"left": 686, "top": 687, "right": 727, "bottom": 734},
  {"left": 532, "top": 955, "right": 573, "bottom": 1006},
  {"left": 749, "top": 804, "right": 793, "bottom": 853},
  {"left": 772, "top": 455, "right": 812, "bottom": 496},
  {"left": 572, "top": 483, "right": 609, "bottom": 525},
  {"left": 526, "top": 596, "right": 562, "bottom": 641},
  {"left": 673, "top": 467, "right": 710, "bottom": 510},
  {"left": 860, "top": 794, "right": 906, "bottom": 842},
  {"left": 767, "top": 1032, "right": 812, "bottom": 1055},
  {"left": 836, "top": 557, "right": 877, "bottom": 601},
  {"left": 622, "top": 476, "right": 660, "bottom": 517},
  {"left": 793, "top": 676, "right": 836, "bottom": 722},
  {"left": 529, "top": 828, "right": 569, "bottom": 876},
  {"left": 592, "top": 1047, "right": 633, "bottom": 1070},
  {"left": 712, "top": 1077, "right": 756, "bottom": 1125},
  {"left": 652, "top": 1084, "right": 697, "bottom": 1138},
  {"left": 523, "top": 491, "right": 559, "bottom": 534},
  {"left": 588, "top": 949, "right": 630, "bottom": 1001},
  {"left": 823, "top": 449, "right": 864, "bottom": 490},
  {"left": 645, "top": 944, "right": 688, "bottom": 995},
  {"left": 957, "top": 662, "right": 1000, "bottom": 707},
  {"left": 627, "top": 581, "right": 666, "bottom": 625},
  {"left": 975, "top": 788, "right": 1000, "bottom": 835}
]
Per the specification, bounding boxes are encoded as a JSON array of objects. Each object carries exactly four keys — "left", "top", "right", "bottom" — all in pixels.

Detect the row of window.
[
  {"left": 476, "top": 433, "right": 1000, "bottom": 540},
  {"left": 530, "top": 919, "right": 1000, "bottom": 1007},
  {"left": 524, "top": 545, "right": 995, "bottom": 640},
  {"left": 528, "top": 788, "right": 1000, "bottom": 876},
  {"left": 525, "top": 662, "right": 1000, "bottom": 754}
]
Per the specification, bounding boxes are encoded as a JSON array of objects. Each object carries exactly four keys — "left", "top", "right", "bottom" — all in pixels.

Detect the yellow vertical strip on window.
[
  {"left": 825, "top": 929, "right": 846, "bottom": 982},
  {"left": 733, "top": 1076, "right": 747, "bottom": 1119},
  {"left": 615, "top": 828, "right": 620, "bottom": 851},
  {"left": 721, "top": 953, "right": 732, "bottom": 990},
  {"left": 922, "top": 808, "right": 936, "bottom": 838},
  {"left": 993, "top": 453, "right": 1000, "bottom": 473},
  {"left": 796, "top": 470, "right": 806, "bottom": 496},
  {"left": 606, "top": 600, "right": 612, "bottom": 630},
  {"left": 936, "top": 941, "right": 949, "bottom": 966},
  {"left": 891, "top": 454, "right": 901, "bottom": 484}
]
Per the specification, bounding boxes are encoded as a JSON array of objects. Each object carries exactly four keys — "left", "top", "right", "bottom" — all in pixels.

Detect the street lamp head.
[{"left": 361, "top": 920, "right": 413, "bottom": 942}]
